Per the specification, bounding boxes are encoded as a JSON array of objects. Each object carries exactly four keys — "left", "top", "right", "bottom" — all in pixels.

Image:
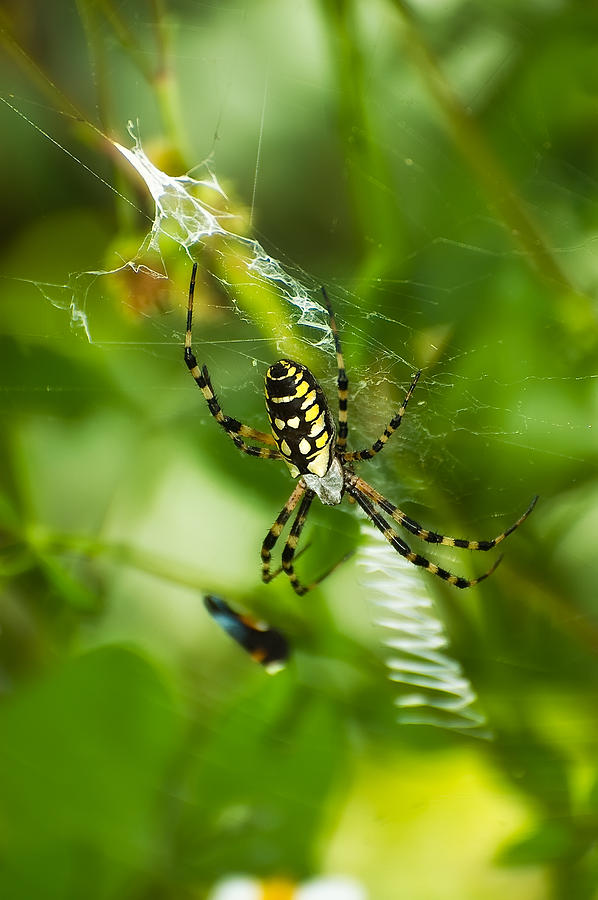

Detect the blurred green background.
[{"left": 1, "top": 1, "right": 598, "bottom": 898}]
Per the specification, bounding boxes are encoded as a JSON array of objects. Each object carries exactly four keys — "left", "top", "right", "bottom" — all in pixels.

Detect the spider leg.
[
  {"left": 264, "top": 542, "right": 313, "bottom": 581},
  {"left": 349, "top": 474, "right": 538, "bottom": 550},
  {"left": 184, "top": 263, "right": 282, "bottom": 459},
  {"left": 261, "top": 481, "right": 306, "bottom": 584},
  {"left": 262, "top": 486, "right": 350, "bottom": 596},
  {"left": 321, "top": 287, "right": 349, "bottom": 451},
  {"left": 343, "top": 369, "right": 421, "bottom": 463},
  {"left": 347, "top": 482, "right": 502, "bottom": 589},
  {"left": 280, "top": 491, "right": 315, "bottom": 595},
  {"left": 280, "top": 493, "right": 354, "bottom": 595}
]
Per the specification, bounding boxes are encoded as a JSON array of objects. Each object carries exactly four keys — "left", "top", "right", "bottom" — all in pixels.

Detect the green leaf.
[
  {"left": 497, "top": 820, "right": 581, "bottom": 866},
  {"left": 0, "top": 645, "right": 182, "bottom": 900},
  {"left": 175, "top": 674, "right": 350, "bottom": 886}
]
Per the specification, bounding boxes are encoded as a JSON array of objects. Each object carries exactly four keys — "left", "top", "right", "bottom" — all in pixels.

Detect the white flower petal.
[{"left": 208, "top": 876, "right": 261, "bottom": 900}]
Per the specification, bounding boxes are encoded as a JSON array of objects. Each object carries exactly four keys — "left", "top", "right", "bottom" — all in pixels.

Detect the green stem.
[
  {"left": 0, "top": 8, "right": 91, "bottom": 129},
  {"left": 389, "top": 0, "right": 584, "bottom": 298},
  {"left": 33, "top": 529, "right": 385, "bottom": 679},
  {"left": 92, "top": 0, "right": 190, "bottom": 163},
  {"left": 76, "top": 0, "right": 112, "bottom": 132},
  {"left": 44, "top": 532, "right": 208, "bottom": 592},
  {"left": 149, "top": 0, "right": 190, "bottom": 159},
  {"left": 319, "top": 0, "right": 403, "bottom": 282},
  {"left": 90, "top": 0, "right": 154, "bottom": 82}
]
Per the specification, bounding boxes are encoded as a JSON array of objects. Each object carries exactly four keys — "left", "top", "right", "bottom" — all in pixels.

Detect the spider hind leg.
[
  {"left": 348, "top": 484, "right": 503, "bottom": 589},
  {"left": 280, "top": 492, "right": 352, "bottom": 595},
  {"left": 350, "top": 475, "right": 538, "bottom": 551},
  {"left": 261, "top": 483, "right": 350, "bottom": 596}
]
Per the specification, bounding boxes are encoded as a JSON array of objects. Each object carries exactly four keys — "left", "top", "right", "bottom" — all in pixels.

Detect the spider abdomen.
[{"left": 265, "top": 359, "right": 335, "bottom": 478}]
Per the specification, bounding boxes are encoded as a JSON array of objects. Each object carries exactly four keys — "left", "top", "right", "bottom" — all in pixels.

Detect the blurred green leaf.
[
  {"left": 0, "top": 646, "right": 182, "bottom": 899},
  {"left": 497, "top": 820, "right": 581, "bottom": 867},
  {"left": 175, "top": 676, "right": 350, "bottom": 887}
]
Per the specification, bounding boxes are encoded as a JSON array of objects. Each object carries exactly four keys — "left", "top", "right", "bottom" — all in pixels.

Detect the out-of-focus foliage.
[{"left": 0, "top": 1, "right": 597, "bottom": 898}]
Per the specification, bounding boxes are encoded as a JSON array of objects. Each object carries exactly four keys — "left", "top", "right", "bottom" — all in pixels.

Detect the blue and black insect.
[{"left": 204, "top": 595, "right": 289, "bottom": 673}]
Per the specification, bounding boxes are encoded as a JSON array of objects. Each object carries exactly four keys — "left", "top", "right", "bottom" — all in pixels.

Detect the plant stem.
[
  {"left": 389, "top": 0, "right": 582, "bottom": 297},
  {"left": 0, "top": 8, "right": 90, "bottom": 129},
  {"left": 45, "top": 532, "right": 208, "bottom": 592},
  {"left": 150, "top": 0, "right": 191, "bottom": 160},
  {"left": 319, "top": 0, "right": 404, "bottom": 284}
]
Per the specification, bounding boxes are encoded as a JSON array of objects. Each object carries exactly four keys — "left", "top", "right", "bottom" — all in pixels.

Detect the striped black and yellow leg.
[
  {"left": 184, "top": 263, "right": 282, "bottom": 459},
  {"left": 349, "top": 475, "right": 538, "bottom": 551},
  {"left": 321, "top": 287, "right": 349, "bottom": 451},
  {"left": 281, "top": 492, "right": 353, "bottom": 595},
  {"left": 344, "top": 370, "right": 421, "bottom": 463},
  {"left": 348, "top": 484, "right": 502, "bottom": 589},
  {"left": 261, "top": 481, "right": 306, "bottom": 584},
  {"left": 281, "top": 491, "right": 315, "bottom": 596}
]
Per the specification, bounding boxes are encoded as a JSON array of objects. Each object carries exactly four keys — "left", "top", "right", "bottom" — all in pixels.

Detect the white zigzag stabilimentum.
[{"left": 358, "top": 523, "right": 491, "bottom": 738}]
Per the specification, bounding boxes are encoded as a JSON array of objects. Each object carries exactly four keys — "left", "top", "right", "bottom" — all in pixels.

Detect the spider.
[{"left": 184, "top": 263, "right": 537, "bottom": 596}]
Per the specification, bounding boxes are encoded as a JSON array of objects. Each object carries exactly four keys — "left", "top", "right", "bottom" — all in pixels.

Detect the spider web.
[
  {"left": 0, "top": 114, "right": 525, "bottom": 737},
  {"left": 113, "top": 121, "right": 333, "bottom": 340},
  {"left": 3, "top": 107, "right": 562, "bottom": 505},
  {"left": 1, "top": 0, "right": 595, "bottom": 743}
]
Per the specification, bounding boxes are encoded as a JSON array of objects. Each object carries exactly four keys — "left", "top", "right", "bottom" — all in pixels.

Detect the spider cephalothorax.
[{"left": 184, "top": 263, "right": 537, "bottom": 596}]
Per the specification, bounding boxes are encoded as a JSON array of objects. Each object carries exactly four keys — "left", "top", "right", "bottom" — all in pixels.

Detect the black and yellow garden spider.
[{"left": 184, "top": 263, "right": 537, "bottom": 596}]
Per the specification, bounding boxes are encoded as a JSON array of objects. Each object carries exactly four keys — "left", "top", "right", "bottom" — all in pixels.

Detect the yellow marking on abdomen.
[
  {"left": 301, "top": 390, "right": 316, "bottom": 409},
  {"left": 309, "top": 416, "right": 325, "bottom": 437}
]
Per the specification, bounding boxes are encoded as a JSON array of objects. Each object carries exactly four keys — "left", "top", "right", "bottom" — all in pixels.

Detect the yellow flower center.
[{"left": 260, "top": 878, "right": 296, "bottom": 900}]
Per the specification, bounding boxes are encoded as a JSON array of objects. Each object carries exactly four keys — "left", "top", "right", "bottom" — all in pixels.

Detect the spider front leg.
[
  {"left": 348, "top": 474, "right": 538, "bottom": 550},
  {"left": 343, "top": 369, "right": 421, "bottom": 463},
  {"left": 347, "top": 484, "right": 502, "bottom": 588},
  {"left": 184, "top": 263, "right": 282, "bottom": 459},
  {"left": 321, "top": 287, "right": 349, "bottom": 451}
]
